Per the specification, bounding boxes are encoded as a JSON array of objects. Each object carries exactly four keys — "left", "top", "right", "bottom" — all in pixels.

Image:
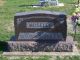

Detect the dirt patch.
[{"left": 0, "top": 0, "right": 5, "bottom": 6}]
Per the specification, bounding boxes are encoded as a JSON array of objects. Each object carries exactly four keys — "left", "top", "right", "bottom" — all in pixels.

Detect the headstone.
[
  {"left": 39, "top": 0, "right": 46, "bottom": 6},
  {"left": 7, "top": 10, "right": 71, "bottom": 52},
  {"left": 48, "top": 0, "right": 59, "bottom": 6},
  {"left": 14, "top": 10, "right": 67, "bottom": 42}
]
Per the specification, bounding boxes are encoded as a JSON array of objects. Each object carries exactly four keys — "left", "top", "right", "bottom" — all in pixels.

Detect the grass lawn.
[{"left": 0, "top": 56, "right": 80, "bottom": 60}]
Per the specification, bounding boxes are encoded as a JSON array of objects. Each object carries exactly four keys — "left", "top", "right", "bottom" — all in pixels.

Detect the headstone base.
[
  {"left": 6, "top": 36, "right": 73, "bottom": 52},
  {"left": 7, "top": 41, "right": 73, "bottom": 52}
]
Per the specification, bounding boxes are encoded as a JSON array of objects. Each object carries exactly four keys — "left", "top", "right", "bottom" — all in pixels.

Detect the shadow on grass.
[{"left": 0, "top": 41, "right": 8, "bottom": 52}]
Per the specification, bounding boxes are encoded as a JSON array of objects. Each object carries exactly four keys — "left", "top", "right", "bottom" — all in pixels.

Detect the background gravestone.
[{"left": 48, "top": 0, "right": 59, "bottom": 6}]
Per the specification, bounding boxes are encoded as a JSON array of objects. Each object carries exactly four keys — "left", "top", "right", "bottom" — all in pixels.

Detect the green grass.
[
  {"left": 59, "top": 0, "right": 77, "bottom": 4},
  {"left": 0, "top": 56, "right": 80, "bottom": 60},
  {"left": 0, "top": 55, "right": 51, "bottom": 60},
  {"left": 75, "top": 33, "right": 80, "bottom": 49},
  {"left": 56, "top": 56, "right": 80, "bottom": 60}
]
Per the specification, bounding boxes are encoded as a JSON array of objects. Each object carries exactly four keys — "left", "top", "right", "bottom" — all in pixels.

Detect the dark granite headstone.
[
  {"left": 14, "top": 11, "right": 67, "bottom": 42},
  {"left": 4, "top": 11, "right": 74, "bottom": 52},
  {"left": 6, "top": 10, "right": 74, "bottom": 52}
]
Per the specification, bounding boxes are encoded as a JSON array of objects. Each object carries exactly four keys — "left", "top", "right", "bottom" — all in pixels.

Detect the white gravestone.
[{"left": 48, "top": 0, "right": 59, "bottom": 6}]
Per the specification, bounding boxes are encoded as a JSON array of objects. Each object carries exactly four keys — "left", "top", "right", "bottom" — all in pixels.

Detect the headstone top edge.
[{"left": 15, "top": 10, "right": 66, "bottom": 16}]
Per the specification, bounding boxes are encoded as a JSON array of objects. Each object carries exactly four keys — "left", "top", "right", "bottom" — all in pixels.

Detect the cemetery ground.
[{"left": 0, "top": 0, "right": 80, "bottom": 60}]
